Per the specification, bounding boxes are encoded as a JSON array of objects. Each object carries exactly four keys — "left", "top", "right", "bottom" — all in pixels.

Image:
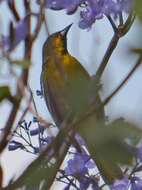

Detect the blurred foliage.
[
  {"left": 1, "top": 0, "right": 142, "bottom": 189},
  {"left": 132, "top": 48, "right": 142, "bottom": 55},
  {"left": 0, "top": 166, "right": 3, "bottom": 188},
  {"left": 78, "top": 115, "right": 142, "bottom": 182},
  {"left": 12, "top": 59, "right": 31, "bottom": 68},
  {"left": 134, "top": 0, "right": 142, "bottom": 20},
  {"left": 0, "top": 86, "right": 11, "bottom": 102}
]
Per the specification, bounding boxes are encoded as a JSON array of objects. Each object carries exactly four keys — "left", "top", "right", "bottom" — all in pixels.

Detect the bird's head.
[{"left": 43, "top": 23, "right": 72, "bottom": 58}]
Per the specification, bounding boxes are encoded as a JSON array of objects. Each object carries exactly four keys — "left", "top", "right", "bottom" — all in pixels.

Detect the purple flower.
[
  {"left": 79, "top": 176, "right": 99, "bottom": 190},
  {"left": 8, "top": 140, "right": 24, "bottom": 151},
  {"left": 75, "top": 134, "right": 86, "bottom": 145},
  {"left": 111, "top": 177, "right": 130, "bottom": 190},
  {"left": 65, "top": 151, "right": 98, "bottom": 189},
  {"left": 33, "top": 146, "right": 40, "bottom": 154},
  {"left": 65, "top": 151, "right": 95, "bottom": 175},
  {"left": 20, "top": 120, "right": 32, "bottom": 130},
  {"left": 2, "top": 15, "right": 29, "bottom": 51},
  {"left": 63, "top": 184, "right": 70, "bottom": 190},
  {"left": 65, "top": 155, "right": 88, "bottom": 175},
  {"left": 39, "top": 0, "right": 133, "bottom": 29},
  {"left": 39, "top": 0, "right": 84, "bottom": 14},
  {"left": 131, "top": 177, "right": 142, "bottom": 190},
  {"left": 40, "top": 136, "right": 53, "bottom": 144},
  {"left": 30, "top": 125, "right": 45, "bottom": 136},
  {"left": 80, "top": 177, "right": 90, "bottom": 189},
  {"left": 79, "top": 0, "right": 133, "bottom": 29}
]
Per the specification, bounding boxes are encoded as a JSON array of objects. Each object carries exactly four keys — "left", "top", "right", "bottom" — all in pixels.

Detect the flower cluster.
[
  {"left": 41, "top": 0, "right": 133, "bottom": 29},
  {"left": 111, "top": 176, "right": 142, "bottom": 190},
  {"left": 8, "top": 118, "right": 53, "bottom": 154},
  {"left": 6, "top": 116, "right": 142, "bottom": 189},
  {"left": 63, "top": 148, "right": 99, "bottom": 189}
]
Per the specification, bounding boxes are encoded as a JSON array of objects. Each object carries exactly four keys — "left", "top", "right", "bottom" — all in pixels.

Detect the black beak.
[{"left": 60, "top": 23, "right": 73, "bottom": 37}]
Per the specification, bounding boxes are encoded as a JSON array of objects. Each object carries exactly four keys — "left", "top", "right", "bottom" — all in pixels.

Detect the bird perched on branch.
[
  {"left": 40, "top": 24, "right": 131, "bottom": 184},
  {"left": 41, "top": 24, "right": 103, "bottom": 125}
]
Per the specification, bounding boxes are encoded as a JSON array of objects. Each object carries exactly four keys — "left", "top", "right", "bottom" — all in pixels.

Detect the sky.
[{"left": 0, "top": 0, "right": 142, "bottom": 187}]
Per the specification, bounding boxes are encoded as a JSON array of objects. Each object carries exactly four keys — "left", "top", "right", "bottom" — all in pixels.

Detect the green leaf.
[
  {"left": 93, "top": 119, "right": 142, "bottom": 164},
  {"left": 0, "top": 86, "right": 11, "bottom": 102},
  {"left": 89, "top": 120, "right": 135, "bottom": 165},
  {"left": 109, "top": 119, "right": 142, "bottom": 145},
  {"left": 134, "top": 0, "right": 142, "bottom": 21},
  {"left": 131, "top": 48, "right": 142, "bottom": 55},
  {"left": 12, "top": 59, "right": 31, "bottom": 68},
  {"left": 77, "top": 114, "right": 142, "bottom": 183}
]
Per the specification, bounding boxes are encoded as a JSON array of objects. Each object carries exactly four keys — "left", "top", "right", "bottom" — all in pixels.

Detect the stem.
[
  {"left": 0, "top": 1, "right": 32, "bottom": 154},
  {"left": 96, "top": 12, "right": 135, "bottom": 79},
  {"left": 117, "top": 0, "right": 124, "bottom": 25},
  {"left": 107, "top": 15, "right": 118, "bottom": 33},
  {"left": 31, "top": 0, "right": 45, "bottom": 42},
  {"left": 103, "top": 55, "right": 142, "bottom": 106},
  {"left": 1, "top": 117, "right": 73, "bottom": 190},
  {"left": 96, "top": 33, "right": 119, "bottom": 78},
  {"left": 8, "top": 0, "right": 20, "bottom": 21},
  {"left": 29, "top": 87, "right": 42, "bottom": 149}
]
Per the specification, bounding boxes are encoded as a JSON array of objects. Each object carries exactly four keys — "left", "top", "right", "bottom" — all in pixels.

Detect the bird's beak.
[{"left": 60, "top": 23, "right": 73, "bottom": 37}]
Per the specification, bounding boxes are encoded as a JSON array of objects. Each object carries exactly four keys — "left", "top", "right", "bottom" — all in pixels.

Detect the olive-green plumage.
[
  {"left": 40, "top": 24, "right": 123, "bottom": 184},
  {"left": 41, "top": 24, "right": 102, "bottom": 125}
]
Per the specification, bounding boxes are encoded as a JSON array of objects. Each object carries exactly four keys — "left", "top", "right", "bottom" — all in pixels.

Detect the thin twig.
[
  {"left": 107, "top": 15, "right": 118, "bottom": 33},
  {"left": 117, "top": 0, "right": 124, "bottom": 25},
  {"left": 43, "top": 14, "right": 50, "bottom": 35},
  {"left": 28, "top": 86, "right": 42, "bottom": 148},
  {"left": 96, "top": 33, "right": 119, "bottom": 78},
  {"left": 103, "top": 55, "right": 142, "bottom": 106},
  {"left": 8, "top": 0, "right": 20, "bottom": 21},
  {"left": 31, "top": 1, "right": 45, "bottom": 42},
  {"left": 96, "top": 12, "right": 135, "bottom": 79},
  {"left": 120, "top": 13, "right": 136, "bottom": 36},
  {"left": 0, "top": 1, "right": 32, "bottom": 154},
  {"left": 1, "top": 116, "right": 74, "bottom": 190}
]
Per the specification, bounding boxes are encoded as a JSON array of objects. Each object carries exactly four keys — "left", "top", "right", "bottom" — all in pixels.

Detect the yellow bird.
[{"left": 40, "top": 24, "right": 123, "bottom": 184}]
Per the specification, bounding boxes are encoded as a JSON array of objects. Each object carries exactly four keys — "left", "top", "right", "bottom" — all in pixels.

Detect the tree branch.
[
  {"left": 96, "top": 12, "right": 135, "bottom": 79},
  {"left": 103, "top": 55, "right": 142, "bottom": 106},
  {"left": 0, "top": 1, "right": 32, "bottom": 154},
  {"left": 96, "top": 33, "right": 119, "bottom": 78}
]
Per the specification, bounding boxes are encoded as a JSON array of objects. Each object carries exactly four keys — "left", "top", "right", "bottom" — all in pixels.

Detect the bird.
[
  {"left": 40, "top": 24, "right": 127, "bottom": 184},
  {"left": 40, "top": 24, "right": 104, "bottom": 125}
]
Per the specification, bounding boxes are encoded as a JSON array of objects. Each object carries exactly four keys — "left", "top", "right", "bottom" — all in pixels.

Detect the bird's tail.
[{"left": 76, "top": 112, "right": 133, "bottom": 184}]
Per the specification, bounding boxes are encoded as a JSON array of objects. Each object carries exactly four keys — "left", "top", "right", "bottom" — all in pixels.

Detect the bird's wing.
[
  {"left": 69, "top": 55, "right": 91, "bottom": 79},
  {"left": 40, "top": 71, "right": 63, "bottom": 126}
]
